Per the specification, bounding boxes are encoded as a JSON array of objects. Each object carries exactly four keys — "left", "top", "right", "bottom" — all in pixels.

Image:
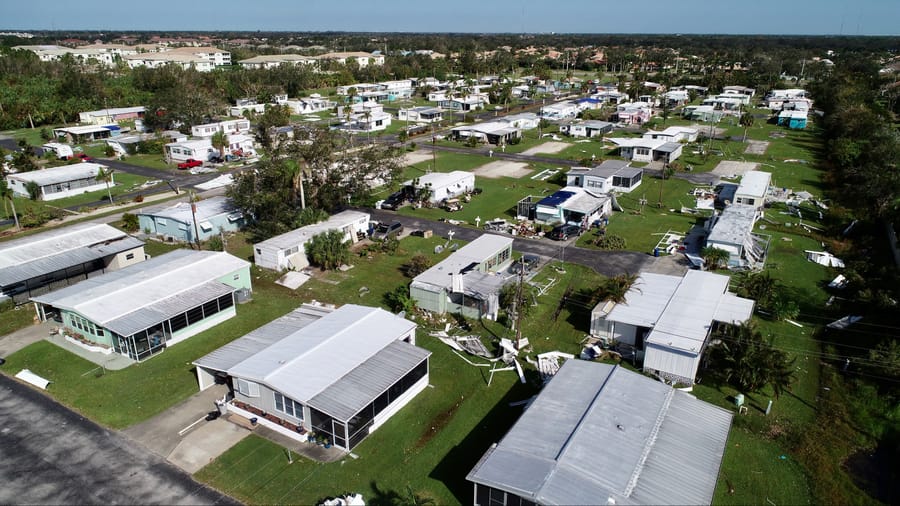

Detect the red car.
[
  {"left": 177, "top": 158, "right": 203, "bottom": 170},
  {"left": 76, "top": 153, "right": 93, "bottom": 162}
]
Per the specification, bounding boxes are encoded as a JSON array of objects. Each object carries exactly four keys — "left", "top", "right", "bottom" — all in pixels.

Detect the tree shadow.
[{"left": 429, "top": 380, "right": 538, "bottom": 504}]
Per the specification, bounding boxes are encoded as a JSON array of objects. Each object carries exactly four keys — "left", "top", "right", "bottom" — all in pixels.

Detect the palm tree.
[
  {"left": 599, "top": 273, "right": 638, "bottom": 303},
  {"left": 211, "top": 130, "right": 228, "bottom": 158},
  {"left": 710, "top": 323, "right": 795, "bottom": 398},
  {"left": 95, "top": 166, "right": 115, "bottom": 203},
  {"left": 0, "top": 180, "right": 19, "bottom": 230},
  {"left": 701, "top": 246, "right": 730, "bottom": 270},
  {"left": 740, "top": 111, "right": 754, "bottom": 142}
]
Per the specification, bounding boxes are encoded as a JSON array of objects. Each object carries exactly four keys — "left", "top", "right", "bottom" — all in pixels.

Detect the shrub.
[
  {"left": 104, "top": 145, "right": 116, "bottom": 157},
  {"left": 121, "top": 213, "right": 140, "bottom": 232},
  {"left": 404, "top": 254, "right": 431, "bottom": 278},
  {"left": 595, "top": 234, "right": 626, "bottom": 250},
  {"left": 306, "top": 230, "right": 351, "bottom": 270},
  {"left": 207, "top": 235, "right": 224, "bottom": 252}
]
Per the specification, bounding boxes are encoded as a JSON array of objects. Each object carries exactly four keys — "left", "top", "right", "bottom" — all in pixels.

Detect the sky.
[{"left": 4, "top": 0, "right": 899, "bottom": 36}]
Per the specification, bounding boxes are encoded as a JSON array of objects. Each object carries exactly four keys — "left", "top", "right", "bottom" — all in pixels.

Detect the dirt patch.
[
  {"left": 414, "top": 397, "right": 463, "bottom": 450},
  {"left": 712, "top": 160, "right": 759, "bottom": 177},
  {"left": 521, "top": 141, "right": 570, "bottom": 156},
  {"left": 473, "top": 160, "right": 532, "bottom": 179},
  {"left": 690, "top": 123, "right": 727, "bottom": 138},
  {"left": 402, "top": 151, "right": 434, "bottom": 166},
  {"left": 744, "top": 140, "right": 769, "bottom": 155}
]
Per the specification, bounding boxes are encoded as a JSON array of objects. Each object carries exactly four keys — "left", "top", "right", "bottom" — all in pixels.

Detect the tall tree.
[
  {"left": 95, "top": 166, "right": 115, "bottom": 203},
  {"left": 211, "top": 130, "right": 228, "bottom": 158},
  {"left": 709, "top": 323, "right": 795, "bottom": 398},
  {"left": 0, "top": 180, "right": 19, "bottom": 230}
]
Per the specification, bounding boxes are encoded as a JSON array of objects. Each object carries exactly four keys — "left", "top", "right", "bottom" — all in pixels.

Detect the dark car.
[
  {"left": 380, "top": 191, "right": 405, "bottom": 210},
  {"left": 510, "top": 254, "right": 541, "bottom": 274},
  {"left": 371, "top": 221, "right": 404, "bottom": 240},
  {"left": 547, "top": 224, "right": 582, "bottom": 241}
]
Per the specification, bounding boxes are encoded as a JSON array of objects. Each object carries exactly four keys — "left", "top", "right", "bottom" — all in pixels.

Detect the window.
[
  {"left": 274, "top": 392, "right": 303, "bottom": 419},
  {"left": 236, "top": 379, "right": 260, "bottom": 397},
  {"left": 125, "top": 253, "right": 135, "bottom": 260}
]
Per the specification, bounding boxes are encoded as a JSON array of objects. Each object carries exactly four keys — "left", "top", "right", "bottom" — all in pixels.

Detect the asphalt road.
[
  {"left": 0, "top": 375, "right": 239, "bottom": 505},
  {"left": 366, "top": 208, "right": 651, "bottom": 277}
]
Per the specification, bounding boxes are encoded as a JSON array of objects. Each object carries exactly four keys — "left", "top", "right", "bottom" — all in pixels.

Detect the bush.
[
  {"left": 594, "top": 234, "right": 626, "bottom": 250},
  {"left": 381, "top": 237, "right": 400, "bottom": 255},
  {"left": 404, "top": 254, "right": 431, "bottom": 278},
  {"left": 104, "top": 145, "right": 116, "bottom": 157},
  {"left": 121, "top": 213, "right": 140, "bottom": 232},
  {"left": 384, "top": 285, "right": 415, "bottom": 313},
  {"left": 306, "top": 230, "right": 351, "bottom": 270},
  {"left": 207, "top": 235, "right": 224, "bottom": 252}
]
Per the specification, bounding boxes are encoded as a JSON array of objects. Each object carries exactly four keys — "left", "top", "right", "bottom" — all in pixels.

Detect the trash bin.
[
  {"left": 734, "top": 393, "right": 745, "bottom": 407},
  {"left": 653, "top": 247, "right": 660, "bottom": 257},
  {"left": 215, "top": 399, "right": 227, "bottom": 416}
]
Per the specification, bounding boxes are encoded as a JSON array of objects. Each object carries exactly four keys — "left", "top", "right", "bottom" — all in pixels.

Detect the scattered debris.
[
  {"left": 828, "top": 274, "right": 847, "bottom": 289},
  {"left": 533, "top": 351, "right": 574, "bottom": 382},
  {"left": 530, "top": 168, "right": 559, "bottom": 181},
  {"left": 826, "top": 315, "right": 862, "bottom": 330},
  {"left": 805, "top": 250, "right": 845, "bottom": 268}
]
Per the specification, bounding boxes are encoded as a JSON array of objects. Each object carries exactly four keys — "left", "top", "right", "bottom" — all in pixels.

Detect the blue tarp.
[{"left": 538, "top": 190, "right": 576, "bottom": 207}]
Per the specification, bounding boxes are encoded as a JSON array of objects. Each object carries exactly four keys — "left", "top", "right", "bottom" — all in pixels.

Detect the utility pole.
[
  {"left": 189, "top": 191, "right": 201, "bottom": 250},
  {"left": 513, "top": 257, "right": 526, "bottom": 349}
]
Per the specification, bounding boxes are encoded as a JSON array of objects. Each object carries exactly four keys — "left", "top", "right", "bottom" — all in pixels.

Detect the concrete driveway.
[
  {"left": 0, "top": 319, "right": 52, "bottom": 359},
  {"left": 0, "top": 374, "right": 238, "bottom": 505},
  {"left": 124, "top": 384, "right": 249, "bottom": 473}
]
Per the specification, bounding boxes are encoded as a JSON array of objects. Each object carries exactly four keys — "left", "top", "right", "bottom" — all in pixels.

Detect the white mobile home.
[
  {"left": 6, "top": 163, "right": 112, "bottom": 201},
  {"left": 404, "top": 171, "right": 475, "bottom": 203},
  {"left": 705, "top": 204, "right": 770, "bottom": 269},
  {"left": 254, "top": 211, "right": 370, "bottom": 271},
  {"left": 733, "top": 170, "right": 771, "bottom": 208}
]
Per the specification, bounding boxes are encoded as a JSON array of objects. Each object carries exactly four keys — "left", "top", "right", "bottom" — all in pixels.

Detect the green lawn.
[{"left": 0, "top": 303, "right": 38, "bottom": 336}]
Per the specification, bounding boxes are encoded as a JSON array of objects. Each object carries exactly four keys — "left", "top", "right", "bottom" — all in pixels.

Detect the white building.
[
  {"left": 123, "top": 46, "right": 231, "bottom": 72},
  {"left": 404, "top": 171, "right": 475, "bottom": 203},
  {"left": 607, "top": 137, "right": 683, "bottom": 164},
  {"left": 733, "top": 170, "right": 771, "bottom": 208},
  {"left": 78, "top": 106, "right": 145, "bottom": 126},
  {"left": 540, "top": 100, "right": 578, "bottom": 121},
  {"left": 253, "top": 211, "right": 370, "bottom": 271},
  {"left": 566, "top": 160, "right": 643, "bottom": 193},
  {"left": 705, "top": 204, "right": 769, "bottom": 269},
  {"left": 642, "top": 126, "right": 699, "bottom": 143},
  {"left": 591, "top": 270, "right": 754, "bottom": 385},
  {"left": 398, "top": 107, "right": 444, "bottom": 124},
  {"left": 6, "top": 163, "right": 112, "bottom": 201},
  {"left": 191, "top": 119, "right": 251, "bottom": 138}
]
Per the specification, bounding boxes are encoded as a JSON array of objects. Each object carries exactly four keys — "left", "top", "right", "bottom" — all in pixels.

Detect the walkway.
[
  {"left": 0, "top": 374, "right": 238, "bottom": 505},
  {"left": 45, "top": 332, "right": 134, "bottom": 370},
  {"left": 225, "top": 413, "right": 346, "bottom": 463},
  {"left": 0, "top": 320, "right": 52, "bottom": 358}
]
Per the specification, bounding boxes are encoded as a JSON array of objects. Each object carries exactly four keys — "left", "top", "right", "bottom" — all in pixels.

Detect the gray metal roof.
[
  {"left": 0, "top": 223, "right": 143, "bottom": 288},
  {"left": 735, "top": 171, "right": 771, "bottom": 200},
  {"left": 104, "top": 281, "right": 234, "bottom": 336},
  {"left": 137, "top": 196, "right": 238, "bottom": 224},
  {"left": 226, "top": 304, "right": 419, "bottom": 407},
  {"left": 193, "top": 304, "right": 335, "bottom": 372},
  {"left": 467, "top": 360, "right": 732, "bottom": 505},
  {"left": 32, "top": 250, "right": 250, "bottom": 327},
  {"left": 308, "top": 340, "right": 431, "bottom": 421},
  {"left": 707, "top": 204, "right": 758, "bottom": 246},
  {"left": 255, "top": 210, "right": 369, "bottom": 251},
  {"left": 654, "top": 142, "right": 683, "bottom": 153},
  {"left": 8, "top": 162, "right": 107, "bottom": 186},
  {"left": 413, "top": 234, "right": 512, "bottom": 290}
]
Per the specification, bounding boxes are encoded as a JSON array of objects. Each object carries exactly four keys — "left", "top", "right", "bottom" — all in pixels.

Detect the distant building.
[
  {"left": 6, "top": 163, "right": 113, "bottom": 201},
  {"left": 253, "top": 211, "right": 370, "bottom": 272}
]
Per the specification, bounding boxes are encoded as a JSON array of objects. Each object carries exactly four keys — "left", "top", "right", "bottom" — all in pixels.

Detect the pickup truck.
[{"left": 177, "top": 159, "right": 203, "bottom": 170}]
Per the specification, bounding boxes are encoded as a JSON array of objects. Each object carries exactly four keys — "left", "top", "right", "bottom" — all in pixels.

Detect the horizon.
[{"left": 5, "top": 0, "right": 899, "bottom": 36}]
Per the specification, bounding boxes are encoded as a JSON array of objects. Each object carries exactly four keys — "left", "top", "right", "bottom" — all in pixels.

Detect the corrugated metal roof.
[
  {"left": 413, "top": 234, "right": 512, "bottom": 289},
  {"left": 308, "top": 340, "right": 431, "bottom": 421},
  {"left": 466, "top": 360, "right": 732, "bottom": 505},
  {"left": 402, "top": 170, "right": 472, "bottom": 189},
  {"left": 606, "top": 273, "right": 681, "bottom": 328},
  {"left": 0, "top": 224, "right": 142, "bottom": 287},
  {"left": 137, "top": 196, "right": 237, "bottom": 224},
  {"left": 193, "top": 304, "right": 335, "bottom": 372},
  {"left": 227, "top": 305, "right": 418, "bottom": 405},
  {"left": 8, "top": 162, "right": 107, "bottom": 186},
  {"left": 254, "top": 210, "right": 369, "bottom": 250},
  {"left": 104, "top": 281, "right": 234, "bottom": 336},
  {"left": 32, "top": 250, "right": 249, "bottom": 326},
  {"left": 646, "top": 270, "right": 732, "bottom": 354},
  {"left": 714, "top": 293, "right": 755, "bottom": 325}
]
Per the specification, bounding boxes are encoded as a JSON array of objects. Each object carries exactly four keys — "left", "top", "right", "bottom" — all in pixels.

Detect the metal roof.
[
  {"left": 194, "top": 304, "right": 335, "bottom": 372},
  {"left": 467, "top": 360, "right": 732, "bottom": 505},
  {"left": 8, "top": 162, "right": 107, "bottom": 186},
  {"left": 104, "top": 281, "right": 234, "bottom": 336},
  {"left": 646, "top": 270, "right": 750, "bottom": 354},
  {"left": 707, "top": 204, "right": 758, "bottom": 246},
  {"left": 254, "top": 210, "right": 369, "bottom": 251},
  {"left": 654, "top": 142, "right": 683, "bottom": 153},
  {"left": 735, "top": 171, "right": 771, "bottom": 200},
  {"left": 569, "top": 160, "right": 638, "bottom": 180},
  {"left": 308, "top": 340, "right": 431, "bottom": 421},
  {"left": 606, "top": 273, "right": 682, "bottom": 328},
  {"left": 403, "top": 170, "right": 473, "bottom": 190},
  {"left": 32, "top": 250, "right": 249, "bottom": 327},
  {"left": 412, "top": 234, "right": 512, "bottom": 290},
  {"left": 137, "top": 196, "right": 237, "bottom": 224},
  {"left": 0, "top": 223, "right": 142, "bottom": 288},
  {"left": 227, "top": 305, "right": 418, "bottom": 407}
]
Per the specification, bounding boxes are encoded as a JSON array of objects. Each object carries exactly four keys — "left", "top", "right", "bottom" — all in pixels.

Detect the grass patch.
[{"left": 0, "top": 303, "right": 38, "bottom": 336}]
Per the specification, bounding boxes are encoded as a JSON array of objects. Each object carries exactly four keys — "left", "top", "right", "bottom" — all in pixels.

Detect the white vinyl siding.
[{"left": 236, "top": 378, "right": 260, "bottom": 397}]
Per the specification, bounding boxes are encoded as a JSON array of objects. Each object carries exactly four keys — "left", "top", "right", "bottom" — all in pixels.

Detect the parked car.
[
  {"left": 380, "top": 191, "right": 405, "bottom": 211},
  {"left": 208, "top": 155, "right": 224, "bottom": 164},
  {"left": 76, "top": 153, "right": 93, "bottom": 162},
  {"left": 177, "top": 159, "right": 203, "bottom": 170},
  {"left": 371, "top": 221, "right": 403, "bottom": 240},
  {"left": 509, "top": 254, "right": 541, "bottom": 274},
  {"left": 547, "top": 224, "right": 582, "bottom": 241}
]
